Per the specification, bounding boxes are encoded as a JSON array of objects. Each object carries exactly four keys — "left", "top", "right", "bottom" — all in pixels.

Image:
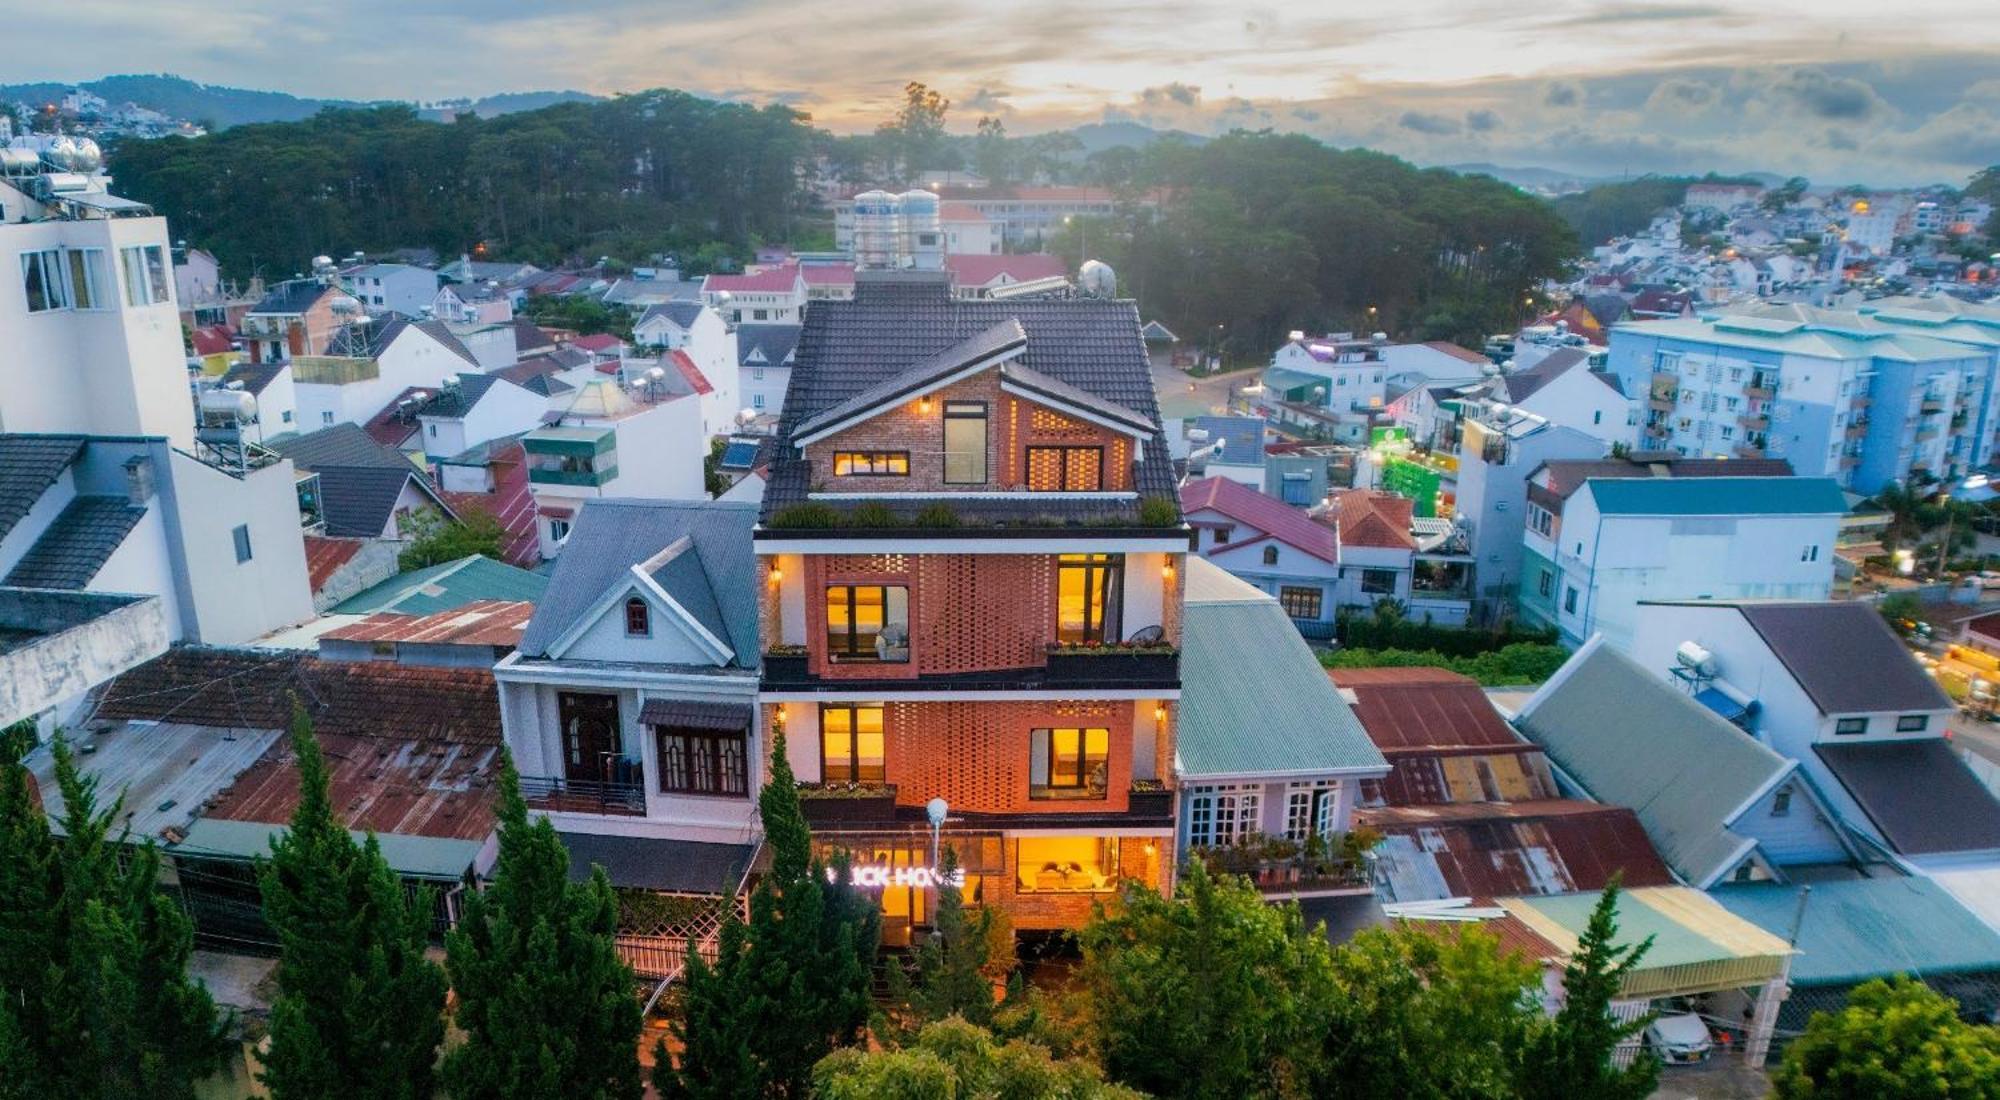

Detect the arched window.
[
  {"left": 625, "top": 597, "right": 650, "bottom": 637},
  {"left": 1263, "top": 545, "right": 1279, "bottom": 566}
]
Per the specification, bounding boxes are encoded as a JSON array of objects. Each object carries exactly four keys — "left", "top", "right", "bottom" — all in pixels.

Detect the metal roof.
[
  {"left": 1734, "top": 601, "right": 1952, "bottom": 715},
  {"left": 331, "top": 555, "right": 548, "bottom": 616},
  {"left": 1175, "top": 559, "right": 1387, "bottom": 779},
  {"left": 1334, "top": 667, "right": 1526, "bottom": 751},
  {"left": 1815, "top": 739, "right": 2000, "bottom": 856},
  {"left": 319, "top": 599, "right": 536, "bottom": 648},
  {"left": 559, "top": 831, "right": 753, "bottom": 894},
  {"left": 1582, "top": 476, "right": 1847, "bottom": 516},
  {"left": 27, "top": 721, "right": 285, "bottom": 841},
  {"left": 178, "top": 818, "right": 487, "bottom": 880},
  {"left": 1534, "top": 457, "right": 1796, "bottom": 500},
  {"left": 1712, "top": 877, "right": 2000, "bottom": 987},
  {"left": 1501, "top": 887, "right": 1792, "bottom": 989},
  {"left": 200, "top": 731, "right": 499, "bottom": 844},
  {"left": 1514, "top": 638, "right": 1793, "bottom": 887},
  {"left": 1363, "top": 800, "right": 1674, "bottom": 901}
]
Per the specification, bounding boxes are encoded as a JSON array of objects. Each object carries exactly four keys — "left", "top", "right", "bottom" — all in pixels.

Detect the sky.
[{"left": 5, "top": 0, "right": 2000, "bottom": 185}]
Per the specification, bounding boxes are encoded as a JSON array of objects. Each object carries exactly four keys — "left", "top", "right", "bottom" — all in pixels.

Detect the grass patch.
[{"left": 1320, "top": 642, "right": 1569, "bottom": 686}]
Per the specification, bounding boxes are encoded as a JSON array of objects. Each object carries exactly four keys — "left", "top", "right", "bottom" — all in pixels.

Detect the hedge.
[
  {"left": 1319, "top": 642, "right": 1570, "bottom": 686},
  {"left": 1334, "top": 615, "right": 1558, "bottom": 658}
]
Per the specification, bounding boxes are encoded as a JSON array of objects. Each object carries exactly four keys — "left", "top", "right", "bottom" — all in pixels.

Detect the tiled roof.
[
  {"left": 763, "top": 272, "right": 1176, "bottom": 524},
  {"left": 943, "top": 253, "right": 1067, "bottom": 286},
  {"left": 635, "top": 300, "right": 704, "bottom": 331},
  {"left": 273, "top": 422, "right": 418, "bottom": 470},
  {"left": 571, "top": 333, "right": 623, "bottom": 353},
  {"left": 1815, "top": 739, "right": 2000, "bottom": 856},
  {"left": 1333, "top": 490, "right": 1415, "bottom": 551},
  {"left": 1584, "top": 476, "right": 1847, "bottom": 516},
  {"left": 246, "top": 279, "right": 331, "bottom": 317},
  {"left": 800, "top": 262, "right": 856, "bottom": 287},
  {"left": 1176, "top": 559, "right": 1387, "bottom": 778},
  {"left": 1500, "top": 348, "right": 1591, "bottom": 403},
  {"left": 0, "top": 435, "right": 85, "bottom": 542},
  {"left": 96, "top": 646, "right": 503, "bottom": 746},
  {"left": 220, "top": 360, "right": 287, "bottom": 396},
  {"left": 735, "top": 323, "right": 801, "bottom": 369},
  {"left": 703, "top": 265, "right": 802, "bottom": 293},
  {"left": 794, "top": 318, "right": 1029, "bottom": 441},
  {"left": 1180, "top": 476, "right": 1337, "bottom": 562},
  {"left": 4, "top": 496, "right": 146, "bottom": 589},
  {"left": 518, "top": 499, "right": 759, "bottom": 663},
  {"left": 190, "top": 325, "right": 234, "bottom": 356},
  {"left": 273, "top": 424, "right": 447, "bottom": 537},
  {"left": 302, "top": 535, "right": 366, "bottom": 594},
  {"left": 332, "top": 554, "right": 548, "bottom": 616},
  {"left": 668, "top": 349, "right": 713, "bottom": 395},
  {"left": 512, "top": 317, "right": 556, "bottom": 354},
  {"left": 1730, "top": 601, "right": 1952, "bottom": 715},
  {"left": 1514, "top": 638, "right": 1793, "bottom": 887}
]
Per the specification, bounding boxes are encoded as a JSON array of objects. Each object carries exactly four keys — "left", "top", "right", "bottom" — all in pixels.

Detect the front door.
[{"left": 558, "top": 692, "right": 621, "bottom": 784}]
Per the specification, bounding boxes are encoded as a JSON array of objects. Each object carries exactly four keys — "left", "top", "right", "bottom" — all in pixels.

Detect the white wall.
[
  {"left": 1519, "top": 368, "right": 1635, "bottom": 450},
  {"left": 420, "top": 379, "right": 543, "bottom": 460},
  {"left": 162, "top": 450, "right": 316, "bottom": 644},
  {"left": 560, "top": 585, "right": 726, "bottom": 664}
]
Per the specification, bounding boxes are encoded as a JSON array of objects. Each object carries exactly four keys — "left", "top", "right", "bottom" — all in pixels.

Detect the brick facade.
[
  {"left": 804, "top": 552, "right": 1060, "bottom": 679},
  {"left": 802, "top": 370, "right": 1134, "bottom": 493},
  {"left": 874, "top": 699, "right": 1136, "bottom": 815}
]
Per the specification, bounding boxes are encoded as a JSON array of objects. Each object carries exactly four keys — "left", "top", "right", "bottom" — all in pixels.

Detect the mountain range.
[{"left": 0, "top": 74, "right": 601, "bottom": 128}]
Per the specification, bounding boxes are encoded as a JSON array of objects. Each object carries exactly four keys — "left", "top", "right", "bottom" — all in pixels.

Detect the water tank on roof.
[
  {"left": 69, "top": 138, "right": 101, "bottom": 172},
  {"left": 899, "top": 189, "right": 943, "bottom": 271},
  {"left": 0, "top": 146, "right": 38, "bottom": 175},
  {"left": 1079, "top": 259, "right": 1116, "bottom": 298},
  {"left": 198, "top": 388, "right": 258, "bottom": 426},
  {"left": 853, "top": 190, "right": 902, "bottom": 270}
]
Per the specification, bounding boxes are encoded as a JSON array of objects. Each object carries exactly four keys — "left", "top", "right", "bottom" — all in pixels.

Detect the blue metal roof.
[
  {"left": 1585, "top": 476, "right": 1848, "bottom": 516},
  {"left": 1711, "top": 877, "right": 2000, "bottom": 986}
]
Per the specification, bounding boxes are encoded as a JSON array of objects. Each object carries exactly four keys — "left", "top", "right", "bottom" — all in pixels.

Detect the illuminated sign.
[{"left": 832, "top": 864, "right": 966, "bottom": 889}]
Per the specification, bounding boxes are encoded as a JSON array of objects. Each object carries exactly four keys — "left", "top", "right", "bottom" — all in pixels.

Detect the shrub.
[
  {"left": 846, "top": 502, "right": 900, "bottom": 528},
  {"left": 1336, "top": 613, "right": 1557, "bottom": 657},
  {"left": 1138, "top": 496, "right": 1181, "bottom": 527},
  {"left": 1321, "top": 642, "right": 1569, "bottom": 686},
  {"left": 914, "top": 502, "right": 961, "bottom": 529},
  {"left": 766, "top": 502, "right": 842, "bottom": 529}
]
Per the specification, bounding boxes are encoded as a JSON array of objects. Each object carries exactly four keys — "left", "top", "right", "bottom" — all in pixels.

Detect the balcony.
[
  {"left": 1644, "top": 422, "right": 1670, "bottom": 440},
  {"left": 524, "top": 426, "right": 617, "bottom": 488},
  {"left": 1846, "top": 421, "right": 1869, "bottom": 440},
  {"left": 761, "top": 643, "right": 1180, "bottom": 692},
  {"left": 1738, "top": 414, "right": 1769, "bottom": 432},
  {"left": 1647, "top": 396, "right": 1676, "bottom": 414},
  {"left": 1043, "top": 644, "right": 1178, "bottom": 684},
  {"left": 1922, "top": 398, "right": 1946, "bottom": 415},
  {"left": 797, "top": 782, "right": 899, "bottom": 827},
  {"left": 1916, "top": 427, "right": 1940, "bottom": 443},
  {"left": 520, "top": 774, "right": 647, "bottom": 817},
  {"left": 1734, "top": 442, "right": 1766, "bottom": 458},
  {"left": 1650, "top": 371, "right": 1680, "bottom": 389},
  {"left": 1745, "top": 382, "right": 1776, "bottom": 400},
  {"left": 1850, "top": 394, "right": 1870, "bottom": 410}
]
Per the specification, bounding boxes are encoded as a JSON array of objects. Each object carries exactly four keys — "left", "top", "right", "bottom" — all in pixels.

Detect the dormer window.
[
  {"left": 1263, "top": 546, "right": 1279, "bottom": 566},
  {"left": 625, "top": 597, "right": 651, "bottom": 637}
]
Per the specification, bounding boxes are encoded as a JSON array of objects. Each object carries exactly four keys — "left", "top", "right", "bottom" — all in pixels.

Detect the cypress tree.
[
  {"left": 0, "top": 727, "right": 229, "bottom": 1100},
  {"left": 1515, "top": 878, "right": 1660, "bottom": 1099},
  {"left": 655, "top": 904, "right": 758, "bottom": 1100},
  {"left": 258, "top": 701, "right": 446, "bottom": 1100},
  {"left": 899, "top": 843, "right": 1006, "bottom": 1030},
  {"left": 443, "top": 752, "right": 642, "bottom": 1100}
]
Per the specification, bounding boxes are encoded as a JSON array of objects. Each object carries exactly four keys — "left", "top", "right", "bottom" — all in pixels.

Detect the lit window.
[
  {"left": 1025, "top": 445, "right": 1103, "bottom": 491},
  {"left": 625, "top": 597, "right": 650, "bottom": 637},
  {"left": 833, "top": 451, "right": 910, "bottom": 476},
  {"left": 1056, "top": 554, "right": 1122, "bottom": 644},
  {"left": 1015, "top": 835, "right": 1119, "bottom": 893},
  {"left": 1030, "top": 727, "right": 1110, "bottom": 799},
  {"left": 820, "top": 705, "right": 885, "bottom": 783},
  {"left": 825, "top": 585, "right": 909, "bottom": 662}
]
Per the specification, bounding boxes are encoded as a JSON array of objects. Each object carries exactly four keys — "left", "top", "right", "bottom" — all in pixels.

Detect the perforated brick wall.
[
  {"left": 803, "top": 553, "right": 1057, "bottom": 678},
  {"left": 880, "top": 699, "right": 1134, "bottom": 815},
  {"left": 992, "top": 834, "right": 1168, "bottom": 931}
]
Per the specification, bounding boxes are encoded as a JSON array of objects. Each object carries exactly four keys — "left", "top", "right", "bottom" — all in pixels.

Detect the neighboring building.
[
  {"left": 1488, "top": 348, "right": 1635, "bottom": 449},
  {"left": 1267, "top": 333, "right": 1389, "bottom": 418},
  {"left": 1515, "top": 639, "right": 1854, "bottom": 887},
  {"left": 240, "top": 278, "right": 344, "bottom": 366},
  {"left": 339, "top": 262, "right": 440, "bottom": 317},
  {"left": 735, "top": 323, "right": 801, "bottom": 417},
  {"left": 755, "top": 269, "right": 1186, "bottom": 940},
  {"left": 172, "top": 247, "right": 221, "bottom": 311},
  {"left": 1335, "top": 666, "right": 1672, "bottom": 902},
  {"left": 836, "top": 186, "right": 1147, "bottom": 248},
  {"left": 1187, "top": 415, "right": 1267, "bottom": 486},
  {"left": 1173, "top": 560, "right": 1388, "bottom": 869},
  {"left": 291, "top": 317, "right": 483, "bottom": 432},
  {"left": 702, "top": 266, "right": 808, "bottom": 325},
  {"left": 1, "top": 137, "right": 197, "bottom": 445},
  {"left": 942, "top": 253, "right": 1068, "bottom": 298},
  {"left": 431, "top": 279, "right": 519, "bottom": 325},
  {"left": 219, "top": 360, "right": 300, "bottom": 442},
  {"left": 1683, "top": 182, "right": 1765, "bottom": 213},
  {"left": 940, "top": 202, "right": 998, "bottom": 255},
  {"left": 1448, "top": 404, "right": 1605, "bottom": 622},
  {"left": 330, "top": 553, "right": 547, "bottom": 617},
  {"left": 524, "top": 378, "right": 706, "bottom": 559},
  {"left": 1518, "top": 473, "right": 1842, "bottom": 649},
  {"left": 318, "top": 598, "right": 535, "bottom": 668},
  {"left": 1608, "top": 306, "right": 1995, "bottom": 491},
  {"left": 411, "top": 373, "right": 546, "bottom": 462},
  {"left": 270, "top": 423, "right": 454, "bottom": 540},
  {"left": 434, "top": 437, "right": 540, "bottom": 567}
]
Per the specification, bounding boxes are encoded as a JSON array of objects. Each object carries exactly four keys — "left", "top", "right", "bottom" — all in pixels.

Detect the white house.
[
  {"left": 292, "top": 317, "right": 485, "bottom": 431},
  {"left": 1518, "top": 474, "right": 1843, "bottom": 650},
  {"left": 495, "top": 499, "right": 764, "bottom": 894},
  {"left": 629, "top": 300, "right": 739, "bottom": 435},
  {"left": 430, "top": 281, "right": 516, "bottom": 325},
  {"left": 219, "top": 360, "right": 300, "bottom": 442},
  {"left": 940, "top": 202, "right": 999, "bottom": 255},
  {"left": 339, "top": 263, "right": 440, "bottom": 317},
  {"left": 701, "top": 266, "right": 807, "bottom": 325},
  {"left": 1488, "top": 348, "right": 1635, "bottom": 449},
  {"left": 524, "top": 378, "right": 707, "bottom": 559},
  {"left": 414, "top": 373, "right": 548, "bottom": 461},
  {"left": 734, "top": 324, "right": 801, "bottom": 418}
]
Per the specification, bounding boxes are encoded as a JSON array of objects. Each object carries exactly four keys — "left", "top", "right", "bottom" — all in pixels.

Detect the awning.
[
  {"left": 559, "top": 830, "right": 754, "bottom": 894},
  {"left": 174, "top": 818, "right": 487, "bottom": 880},
  {"left": 639, "top": 699, "right": 754, "bottom": 731},
  {"left": 1693, "top": 687, "right": 1748, "bottom": 723}
]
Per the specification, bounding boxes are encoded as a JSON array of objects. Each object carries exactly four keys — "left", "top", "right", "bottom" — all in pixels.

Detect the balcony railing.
[
  {"left": 1846, "top": 421, "right": 1869, "bottom": 439},
  {"left": 761, "top": 644, "right": 1179, "bottom": 689},
  {"left": 1738, "top": 414, "right": 1769, "bottom": 432},
  {"left": 797, "top": 782, "right": 899, "bottom": 826},
  {"left": 1647, "top": 396, "right": 1676, "bottom": 413},
  {"left": 520, "top": 774, "right": 647, "bottom": 816},
  {"left": 1922, "top": 398, "right": 1946, "bottom": 414},
  {"left": 1745, "top": 382, "right": 1776, "bottom": 400},
  {"left": 1734, "top": 442, "right": 1766, "bottom": 458}
]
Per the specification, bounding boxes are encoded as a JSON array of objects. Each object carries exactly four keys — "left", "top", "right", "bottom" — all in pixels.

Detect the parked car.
[{"left": 1646, "top": 1011, "right": 1714, "bottom": 1064}]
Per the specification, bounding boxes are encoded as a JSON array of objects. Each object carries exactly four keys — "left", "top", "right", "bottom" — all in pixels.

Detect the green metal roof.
[
  {"left": 332, "top": 554, "right": 548, "bottom": 615},
  {"left": 1514, "top": 640, "right": 1793, "bottom": 887},
  {"left": 1584, "top": 476, "right": 1847, "bottom": 517},
  {"left": 1712, "top": 877, "right": 2000, "bottom": 987},
  {"left": 175, "top": 817, "right": 485, "bottom": 879},
  {"left": 1175, "top": 560, "right": 1387, "bottom": 780}
]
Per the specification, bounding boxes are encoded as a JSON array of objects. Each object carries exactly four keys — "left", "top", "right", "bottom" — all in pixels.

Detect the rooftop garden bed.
[{"left": 765, "top": 495, "right": 1183, "bottom": 532}]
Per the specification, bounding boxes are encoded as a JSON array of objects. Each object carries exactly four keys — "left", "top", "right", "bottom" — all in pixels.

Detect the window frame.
[
  {"left": 1835, "top": 717, "right": 1868, "bottom": 736},
  {"left": 231, "top": 524, "right": 253, "bottom": 563},
  {"left": 819, "top": 704, "right": 886, "bottom": 784},
  {"left": 1030, "top": 726, "right": 1111, "bottom": 800},
  {"left": 1895, "top": 714, "right": 1930, "bottom": 733},
  {"left": 1278, "top": 585, "right": 1323, "bottom": 621},
  {"left": 832, "top": 451, "right": 911, "bottom": 477},
  {"left": 1055, "top": 553, "right": 1123, "bottom": 645},
  {"left": 942, "top": 400, "right": 989, "bottom": 484},
  {"left": 824, "top": 584, "right": 910, "bottom": 663},
  {"left": 1262, "top": 545, "right": 1279, "bottom": 566},
  {"left": 656, "top": 725, "right": 750, "bottom": 797},
  {"left": 1360, "top": 568, "right": 1398, "bottom": 596},
  {"left": 20, "top": 248, "right": 67, "bottom": 312},
  {"left": 624, "top": 596, "right": 651, "bottom": 638},
  {"left": 1025, "top": 444, "right": 1105, "bottom": 492}
]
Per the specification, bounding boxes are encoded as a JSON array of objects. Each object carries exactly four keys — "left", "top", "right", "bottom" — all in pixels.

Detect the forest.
[{"left": 103, "top": 84, "right": 1583, "bottom": 348}]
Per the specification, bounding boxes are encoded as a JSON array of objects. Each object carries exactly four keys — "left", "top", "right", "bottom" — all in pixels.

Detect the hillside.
[{"left": 0, "top": 74, "right": 605, "bottom": 129}]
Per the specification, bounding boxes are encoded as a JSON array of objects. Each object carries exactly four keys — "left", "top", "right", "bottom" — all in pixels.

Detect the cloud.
[
  {"left": 1549, "top": 3, "right": 1727, "bottom": 27},
  {"left": 1465, "top": 108, "right": 1501, "bottom": 132},
  {"left": 1290, "top": 107, "right": 1321, "bottom": 122},
  {"left": 1397, "top": 110, "right": 1460, "bottom": 135},
  {"left": 1775, "top": 69, "right": 1887, "bottom": 121},
  {"left": 962, "top": 86, "right": 1012, "bottom": 113},
  {"left": 1645, "top": 78, "right": 1718, "bottom": 112},
  {"left": 1822, "top": 128, "right": 1859, "bottom": 151},
  {"left": 1544, "top": 82, "right": 1580, "bottom": 108},
  {"left": 1139, "top": 82, "right": 1202, "bottom": 108}
]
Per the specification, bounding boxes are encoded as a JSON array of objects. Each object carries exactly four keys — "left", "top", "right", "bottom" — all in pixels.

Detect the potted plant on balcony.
[
  {"left": 794, "top": 780, "right": 897, "bottom": 824},
  {"left": 762, "top": 644, "right": 808, "bottom": 681},
  {"left": 1044, "top": 639, "right": 1178, "bottom": 683}
]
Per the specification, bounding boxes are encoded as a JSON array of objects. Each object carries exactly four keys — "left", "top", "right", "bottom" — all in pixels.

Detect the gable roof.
[
  {"left": 1729, "top": 601, "right": 1952, "bottom": 715},
  {"left": 1333, "top": 490, "right": 1415, "bottom": 551},
  {"left": 247, "top": 279, "right": 332, "bottom": 317},
  {"left": 331, "top": 554, "right": 548, "bottom": 616},
  {"left": 4, "top": 496, "right": 146, "bottom": 589},
  {"left": 735, "top": 323, "right": 801, "bottom": 368},
  {"left": 273, "top": 422, "right": 421, "bottom": 471},
  {"left": 220, "top": 360, "right": 287, "bottom": 396},
  {"left": 793, "top": 318, "right": 1030, "bottom": 443},
  {"left": 1815, "top": 739, "right": 2000, "bottom": 856},
  {"left": 1712, "top": 877, "right": 2000, "bottom": 987},
  {"left": 1583, "top": 476, "right": 1847, "bottom": 516},
  {"left": 1514, "top": 637, "right": 1795, "bottom": 887},
  {"left": 517, "top": 499, "right": 759, "bottom": 665},
  {"left": 1180, "top": 476, "right": 1337, "bottom": 562},
  {"left": 272, "top": 424, "right": 451, "bottom": 537},
  {"left": 1176, "top": 559, "right": 1387, "bottom": 779},
  {"left": 0, "top": 435, "right": 85, "bottom": 542},
  {"left": 667, "top": 349, "right": 713, "bottom": 396},
  {"left": 636, "top": 300, "right": 705, "bottom": 331},
  {"left": 703, "top": 265, "right": 803, "bottom": 294},
  {"left": 1501, "top": 348, "right": 1592, "bottom": 403},
  {"left": 511, "top": 317, "right": 556, "bottom": 354},
  {"left": 943, "top": 252, "right": 1067, "bottom": 286}
]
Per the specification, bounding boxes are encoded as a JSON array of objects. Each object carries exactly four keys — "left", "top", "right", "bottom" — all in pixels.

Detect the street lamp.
[{"left": 926, "top": 797, "right": 949, "bottom": 871}]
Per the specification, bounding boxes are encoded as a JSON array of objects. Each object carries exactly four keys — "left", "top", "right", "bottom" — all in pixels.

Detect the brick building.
[{"left": 756, "top": 270, "right": 1186, "bottom": 942}]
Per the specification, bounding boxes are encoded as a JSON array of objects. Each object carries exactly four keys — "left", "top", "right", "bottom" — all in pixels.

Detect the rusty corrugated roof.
[
  {"left": 1335, "top": 669, "right": 1523, "bottom": 751},
  {"left": 1362, "top": 800, "right": 1674, "bottom": 900},
  {"left": 321, "top": 599, "right": 534, "bottom": 648},
  {"left": 205, "top": 732, "right": 499, "bottom": 841}
]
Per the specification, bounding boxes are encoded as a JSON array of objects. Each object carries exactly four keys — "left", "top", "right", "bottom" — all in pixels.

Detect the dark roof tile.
[
  {"left": 0, "top": 435, "right": 85, "bottom": 542},
  {"left": 4, "top": 496, "right": 146, "bottom": 589}
]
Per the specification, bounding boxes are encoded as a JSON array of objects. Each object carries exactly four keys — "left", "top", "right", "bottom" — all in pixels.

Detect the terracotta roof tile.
[
  {"left": 1332, "top": 490, "right": 1415, "bottom": 550},
  {"left": 303, "top": 535, "right": 366, "bottom": 594},
  {"left": 1181, "top": 476, "right": 1337, "bottom": 562}
]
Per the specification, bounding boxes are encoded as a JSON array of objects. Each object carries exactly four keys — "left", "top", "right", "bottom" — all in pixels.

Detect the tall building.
[{"left": 755, "top": 270, "right": 1185, "bottom": 940}]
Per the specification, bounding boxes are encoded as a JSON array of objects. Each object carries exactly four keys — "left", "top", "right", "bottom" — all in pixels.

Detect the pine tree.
[
  {"left": 660, "top": 732, "right": 877, "bottom": 1098},
  {"left": 900, "top": 844, "right": 1007, "bottom": 1030},
  {"left": 1515, "top": 878, "right": 1660, "bottom": 1100},
  {"left": 258, "top": 700, "right": 446, "bottom": 1100},
  {"left": 0, "top": 729, "right": 229, "bottom": 1100},
  {"left": 443, "top": 752, "right": 642, "bottom": 1100},
  {"left": 655, "top": 904, "right": 759, "bottom": 1100}
]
